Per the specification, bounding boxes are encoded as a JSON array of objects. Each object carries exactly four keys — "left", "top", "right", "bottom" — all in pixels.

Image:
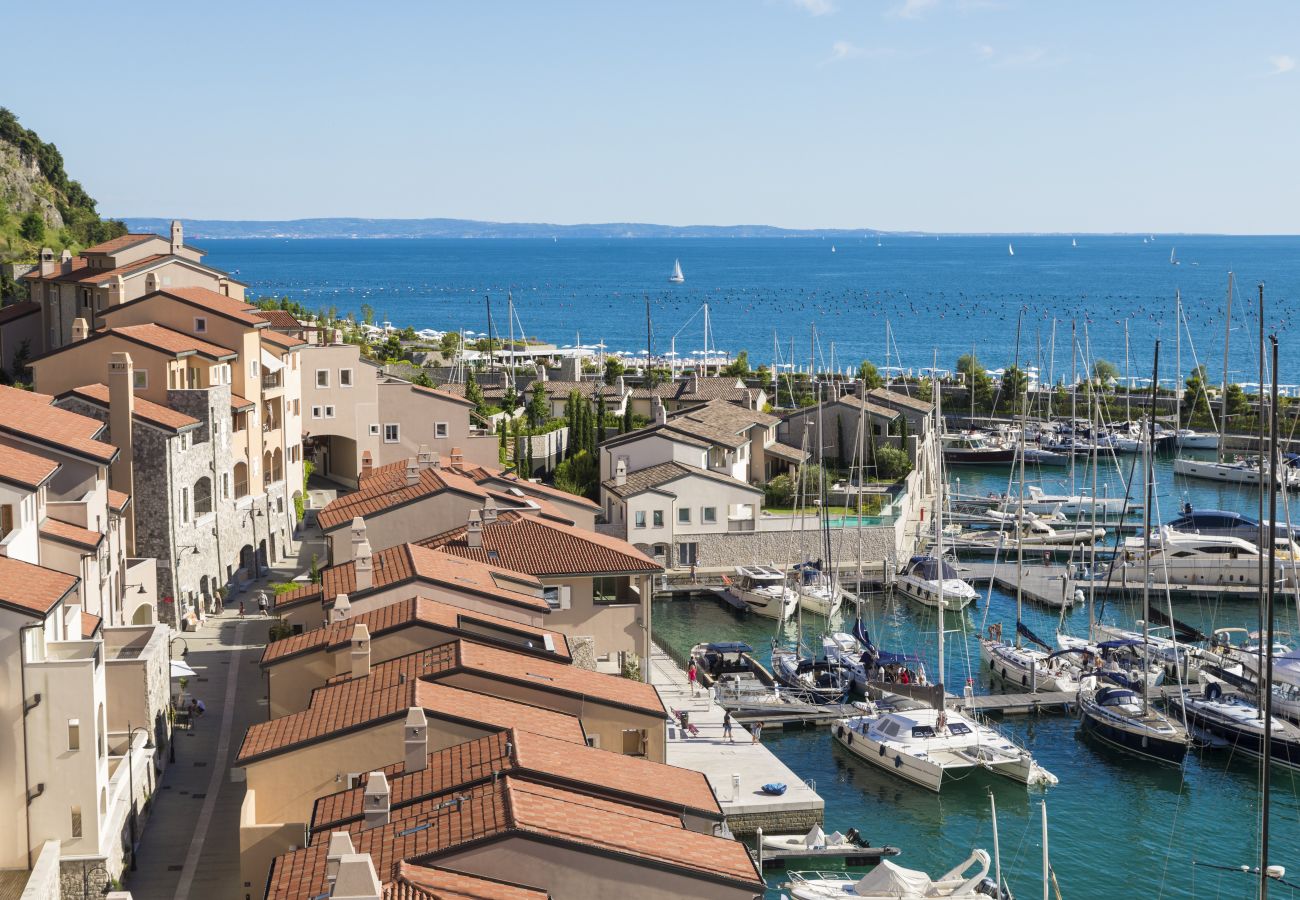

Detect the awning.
[
  {"left": 261, "top": 348, "right": 285, "bottom": 373},
  {"left": 171, "top": 660, "right": 197, "bottom": 679}
]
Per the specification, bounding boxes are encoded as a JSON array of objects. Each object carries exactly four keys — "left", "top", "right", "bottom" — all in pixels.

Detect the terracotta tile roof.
[
  {"left": 828, "top": 393, "right": 900, "bottom": 419},
  {"left": 0, "top": 555, "right": 78, "bottom": 617},
  {"left": 407, "top": 383, "right": 474, "bottom": 407},
  {"left": 0, "top": 300, "right": 39, "bottom": 325},
  {"left": 418, "top": 511, "right": 661, "bottom": 578},
  {"left": 230, "top": 393, "right": 255, "bottom": 412},
  {"left": 255, "top": 309, "right": 302, "bottom": 329},
  {"left": 317, "top": 463, "right": 516, "bottom": 532},
  {"left": 272, "top": 545, "right": 548, "bottom": 615},
  {"left": 602, "top": 398, "right": 773, "bottom": 452},
  {"left": 0, "top": 442, "right": 61, "bottom": 490},
  {"left": 40, "top": 517, "right": 104, "bottom": 552},
  {"left": 631, "top": 377, "right": 760, "bottom": 406},
  {"left": 237, "top": 674, "right": 584, "bottom": 765},
  {"left": 82, "top": 233, "right": 159, "bottom": 255},
  {"left": 149, "top": 286, "right": 267, "bottom": 326},
  {"left": 268, "top": 777, "right": 762, "bottom": 899},
  {"left": 261, "top": 330, "right": 305, "bottom": 350},
  {"left": 107, "top": 489, "right": 130, "bottom": 512},
  {"left": 311, "top": 728, "right": 718, "bottom": 833},
  {"left": 530, "top": 380, "right": 627, "bottom": 401},
  {"left": 261, "top": 595, "right": 569, "bottom": 666},
  {"left": 868, "top": 386, "right": 934, "bottom": 413},
  {"left": 106, "top": 323, "right": 237, "bottom": 360},
  {"left": 27, "top": 253, "right": 170, "bottom": 285},
  {"left": 60, "top": 383, "right": 200, "bottom": 433},
  {"left": 389, "top": 864, "right": 548, "bottom": 900},
  {"left": 0, "top": 386, "right": 117, "bottom": 464},
  {"left": 601, "top": 460, "right": 761, "bottom": 500},
  {"left": 81, "top": 611, "right": 102, "bottom": 639},
  {"left": 475, "top": 468, "right": 600, "bottom": 510}
]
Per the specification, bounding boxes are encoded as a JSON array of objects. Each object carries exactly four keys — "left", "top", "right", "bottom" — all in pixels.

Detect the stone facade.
[
  {"left": 674, "top": 525, "right": 898, "bottom": 573},
  {"left": 568, "top": 635, "right": 598, "bottom": 671},
  {"left": 724, "top": 807, "right": 822, "bottom": 838}
]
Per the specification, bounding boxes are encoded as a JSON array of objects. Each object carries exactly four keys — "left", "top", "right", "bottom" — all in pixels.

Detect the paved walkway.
[
  {"left": 125, "top": 598, "right": 272, "bottom": 899},
  {"left": 649, "top": 647, "right": 823, "bottom": 823}
]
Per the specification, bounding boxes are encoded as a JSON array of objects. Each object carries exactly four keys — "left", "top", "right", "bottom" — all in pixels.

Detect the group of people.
[{"left": 686, "top": 662, "right": 761, "bottom": 744}]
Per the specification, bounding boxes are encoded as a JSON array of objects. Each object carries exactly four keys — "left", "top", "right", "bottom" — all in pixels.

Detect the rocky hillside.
[{"left": 0, "top": 107, "right": 126, "bottom": 267}]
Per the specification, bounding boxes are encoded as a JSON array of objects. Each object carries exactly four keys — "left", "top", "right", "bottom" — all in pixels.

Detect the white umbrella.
[{"left": 171, "top": 660, "right": 197, "bottom": 679}]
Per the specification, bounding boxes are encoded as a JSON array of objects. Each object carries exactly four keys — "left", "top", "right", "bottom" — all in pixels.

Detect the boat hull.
[
  {"left": 895, "top": 577, "right": 975, "bottom": 611},
  {"left": 1079, "top": 708, "right": 1188, "bottom": 764},
  {"left": 943, "top": 447, "right": 1018, "bottom": 465},
  {"left": 1171, "top": 694, "right": 1300, "bottom": 769}
]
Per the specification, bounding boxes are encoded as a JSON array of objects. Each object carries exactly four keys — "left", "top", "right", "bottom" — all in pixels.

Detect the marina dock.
[
  {"left": 957, "top": 560, "right": 1081, "bottom": 608},
  {"left": 649, "top": 645, "right": 825, "bottom": 836}
]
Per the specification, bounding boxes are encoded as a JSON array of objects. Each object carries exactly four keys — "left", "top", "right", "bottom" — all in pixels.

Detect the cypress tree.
[
  {"left": 622, "top": 404, "right": 633, "bottom": 434},
  {"left": 596, "top": 392, "right": 607, "bottom": 447}
]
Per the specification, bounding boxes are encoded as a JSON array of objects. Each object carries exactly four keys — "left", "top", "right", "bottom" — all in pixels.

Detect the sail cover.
[
  {"left": 1145, "top": 604, "right": 1207, "bottom": 643},
  {"left": 853, "top": 859, "right": 933, "bottom": 896},
  {"left": 1016, "top": 620, "right": 1052, "bottom": 651}
]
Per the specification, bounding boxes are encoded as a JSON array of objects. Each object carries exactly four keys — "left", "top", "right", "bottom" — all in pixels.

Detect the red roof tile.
[
  {"left": 147, "top": 286, "right": 266, "bottom": 326},
  {"left": 0, "top": 386, "right": 117, "bottom": 463},
  {"left": 82, "top": 233, "right": 160, "bottom": 255},
  {"left": 40, "top": 517, "right": 104, "bottom": 552},
  {"left": 0, "top": 555, "right": 78, "bottom": 617},
  {"left": 255, "top": 309, "right": 303, "bottom": 329},
  {"left": 317, "top": 463, "right": 511, "bottom": 531},
  {"left": 418, "top": 511, "right": 660, "bottom": 578},
  {"left": 0, "top": 301, "right": 39, "bottom": 325},
  {"left": 261, "top": 330, "right": 305, "bottom": 349},
  {"left": 389, "top": 864, "right": 548, "bottom": 900},
  {"left": 107, "top": 489, "right": 130, "bottom": 512},
  {"left": 0, "top": 442, "right": 60, "bottom": 490},
  {"left": 229, "top": 393, "right": 255, "bottom": 412},
  {"left": 261, "top": 595, "right": 569, "bottom": 666},
  {"left": 26, "top": 253, "right": 170, "bottom": 285},
  {"left": 61, "top": 383, "right": 200, "bottom": 432},
  {"left": 107, "top": 323, "right": 236, "bottom": 360},
  {"left": 81, "top": 611, "right": 102, "bottom": 639}
]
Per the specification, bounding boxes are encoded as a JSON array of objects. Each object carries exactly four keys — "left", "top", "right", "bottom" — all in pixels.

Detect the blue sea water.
[{"left": 199, "top": 236, "right": 1300, "bottom": 898}]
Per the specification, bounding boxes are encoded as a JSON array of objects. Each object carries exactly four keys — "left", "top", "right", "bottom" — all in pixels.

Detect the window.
[
  {"left": 0, "top": 504, "right": 12, "bottom": 539},
  {"left": 311, "top": 406, "right": 322, "bottom": 419},
  {"left": 634, "top": 511, "right": 646, "bottom": 529},
  {"left": 193, "top": 316, "right": 208, "bottom": 333},
  {"left": 324, "top": 406, "right": 335, "bottom": 419},
  {"left": 585, "top": 734, "right": 602, "bottom": 749},
  {"left": 233, "top": 462, "right": 249, "bottom": 499},
  {"left": 369, "top": 424, "right": 381, "bottom": 436},
  {"left": 702, "top": 506, "right": 717, "bottom": 524},
  {"left": 435, "top": 422, "right": 449, "bottom": 439},
  {"left": 70, "top": 807, "right": 82, "bottom": 839},
  {"left": 384, "top": 424, "right": 400, "bottom": 443},
  {"left": 677, "top": 542, "right": 698, "bottom": 566},
  {"left": 180, "top": 487, "right": 190, "bottom": 523},
  {"left": 593, "top": 576, "right": 623, "bottom": 603},
  {"left": 222, "top": 473, "right": 230, "bottom": 499},
  {"left": 543, "top": 585, "right": 572, "bottom": 610},
  {"left": 132, "top": 369, "right": 148, "bottom": 390},
  {"left": 652, "top": 510, "right": 664, "bottom": 528},
  {"left": 250, "top": 359, "right": 260, "bottom": 377},
  {"left": 193, "top": 476, "right": 212, "bottom": 516},
  {"left": 621, "top": 729, "right": 647, "bottom": 756},
  {"left": 340, "top": 368, "right": 353, "bottom": 387},
  {"left": 68, "top": 719, "right": 80, "bottom": 751},
  {"left": 316, "top": 369, "right": 330, "bottom": 388},
  {"left": 677, "top": 506, "right": 691, "bottom": 524}
]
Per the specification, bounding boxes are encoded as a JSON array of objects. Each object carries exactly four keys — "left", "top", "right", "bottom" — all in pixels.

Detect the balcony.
[{"left": 262, "top": 372, "right": 283, "bottom": 392}]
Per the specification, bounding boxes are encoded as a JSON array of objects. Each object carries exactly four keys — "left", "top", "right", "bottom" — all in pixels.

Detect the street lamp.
[{"left": 124, "top": 724, "right": 152, "bottom": 871}]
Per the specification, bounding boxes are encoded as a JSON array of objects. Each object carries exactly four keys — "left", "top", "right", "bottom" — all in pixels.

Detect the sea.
[{"left": 201, "top": 235, "right": 1300, "bottom": 899}]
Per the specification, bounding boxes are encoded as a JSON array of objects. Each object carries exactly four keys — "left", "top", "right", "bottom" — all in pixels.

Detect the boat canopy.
[
  {"left": 1097, "top": 639, "right": 1143, "bottom": 650},
  {"left": 1096, "top": 687, "right": 1139, "bottom": 706},
  {"left": 705, "top": 642, "right": 753, "bottom": 655},
  {"left": 1016, "top": 621, "right": 1052, "bottom": 651},
  {"left": 852, "top": 859, "right": 933, "bottom": 896},
  {"left": 907, "top": 557, "right": 959, "bottom": 580}
]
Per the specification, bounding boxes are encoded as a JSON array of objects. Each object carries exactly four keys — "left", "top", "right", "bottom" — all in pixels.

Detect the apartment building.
[
  {"left": 24, "top": 221, "right": 244, "bottom": 351},
  {"left": 776, "top": 393, "right": 900, "bottom": 465},
  {"left": 627, "top": 374, "right": 767, "bottom": 418}
]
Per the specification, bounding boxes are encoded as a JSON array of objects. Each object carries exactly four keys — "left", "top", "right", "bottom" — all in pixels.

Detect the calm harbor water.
[{"left": 200, "top": 236, "right": 1300, "bottom": 898}]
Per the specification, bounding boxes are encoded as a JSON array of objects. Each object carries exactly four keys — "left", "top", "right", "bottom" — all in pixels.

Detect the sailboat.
[
  {"left": 668, "top": 259, "right": 685, "bottom": 283},
  {"left": 1170, "top": 247, "right": 1179, "bottom": 265},
  {"left": 1007, "top": 243, "right": 1015, "bottom": 257},
  {"left": 831, "top": 245, "right": 837, "bottom": 253},
  {"left": 1071, "top": 237, "right": 1078, "bottom": 248},
  {"left": 832, "top": 375, "right": 1056, "bottom": 792}
]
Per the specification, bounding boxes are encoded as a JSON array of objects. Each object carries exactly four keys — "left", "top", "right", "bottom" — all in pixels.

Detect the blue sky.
[{"left": 7, "top": 1, "right": 1298, "bottom": 232}]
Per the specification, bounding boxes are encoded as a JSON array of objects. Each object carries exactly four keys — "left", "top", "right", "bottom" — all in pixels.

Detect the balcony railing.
[{"left": 262, "top": 373, "right": 283, "bottom": 390}]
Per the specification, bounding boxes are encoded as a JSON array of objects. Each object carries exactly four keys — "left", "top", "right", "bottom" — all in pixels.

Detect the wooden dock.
[{"left": 954, "top": 689, "right": 1078, "bottom": 715}]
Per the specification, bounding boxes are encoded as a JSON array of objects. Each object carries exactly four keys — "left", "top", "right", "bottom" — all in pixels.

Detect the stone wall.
[
  {"left": 725, "top": 807, "right": 822, "bottom": 838},
  {"left": 690, "top": 526, "right": 897, "bottom": 571},
  {"left": 568, "top": 635, "right": 597, "bottom": 671}
]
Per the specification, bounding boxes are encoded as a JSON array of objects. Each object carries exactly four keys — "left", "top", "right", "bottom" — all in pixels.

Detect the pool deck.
[{"left": 650, "top": 645, "right": 825, "bottom": 835}]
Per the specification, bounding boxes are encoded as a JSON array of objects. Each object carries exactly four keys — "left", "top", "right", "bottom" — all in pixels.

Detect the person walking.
[
  {"left": 239, "top": 596, "right": 246, "bottom": 617},
  {"left": 751, "top": 721, "right": 763, "bottom": 745},
  {"left": 722, "top": 709, "right": 734, "bottom": 742},
  {"left": 257, "top": 592, "right": 269, "bottom": 616},
  {"left": 687, "top": 662, "right": 698, "bottom": 697}
]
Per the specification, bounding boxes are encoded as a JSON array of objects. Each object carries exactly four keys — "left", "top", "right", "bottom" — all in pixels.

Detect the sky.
[{"left": 5, "top": 1, "right": 1299, "bottom": 232}]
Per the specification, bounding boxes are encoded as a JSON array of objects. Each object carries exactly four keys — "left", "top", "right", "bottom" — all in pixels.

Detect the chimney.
[
  {"left": 109, "top": 274, "right": 126, "bottom": 309},
  {"left": 331, "top": 593, "right": 352, "bottom": 623},
  {"left": 325, "top": 832, "right": 356, "bottom": 887},
  {"left": 534, "top": 363, "right": 546, "bottom": 383},
  {"left": 353, "top": 540, "right": 374, "bottom": 591},
  {"left": 404, "top": 458, "right": 419, "bottom": 487},
  {"left": 449, "top": 446, "right": 464, "bottom": 468},
  {"left": 616, "top": 374, "right": 626, "bottom": 396},
  {"left": 331, "top": 854, "right": 382, "bottom": 900},
  {"left": 482, "top": 496, "right": 498, "bottom": 525},
  {"left": 350, "top": 623, "right": 371, "bottom": 679},
  {"left": 333, "top": 329, "right": 344, "bottom": 346},
  {"left": 615, "top": 458, "right": 627, "bottom": 488},
  {"left": 348, "top": 517, "right": 367, "bottom": 564},
  {"left": 71, "top": 317, "right": 89, "bottom": 342},
  {"left": 360, "top": 451, "right": 373, "bottom": 475},
  {"left": 690, "top": 372, "right": 700, "bottom": 395},
  {"left": 59, "top": 249, "right": 73, "bottom": 273},
  {"left": 170, "top": 219, "right": 184, "bottom": 255},
  {"left": 652, "top": 394, "right": 666, "bottom": 425},
  {"left": 217, "top": 275, "right": 230, "bottom": 297},
  {"left": 466, "top": 508, "right": 483, "bottom": 549},
  {"left": 38, "top": 247, "right": 55, "bottom": 277},
  {"left": 362, "top": 771, "right": 390, "bottom": 830},
  {"left": 416, "top": 444, "right": 434, "bottom": 469},
  {"left": 404, "top": 707, "right": 428, "bottom": 773},
  {"left": 108, "top": 352, "right": 136, "bottom": 549}
]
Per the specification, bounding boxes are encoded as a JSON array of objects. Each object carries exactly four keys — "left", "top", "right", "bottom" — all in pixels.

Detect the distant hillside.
[
  {"left": 123, "top": 216, "right": 892, "bottom": 240},
  {"left": 0, "top": 108, "right": 126, "bottom": 276}
]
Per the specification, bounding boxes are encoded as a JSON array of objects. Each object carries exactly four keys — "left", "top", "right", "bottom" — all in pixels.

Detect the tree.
[
  {"left": 857, "top": 360, "right": 884, "bottom": 390},
  {"left": 360, "top": 304, "right": 376, "bottom": 326},
  {"left": 498, "top": 419, "right": 508, "bottom": 464},
  {"left": 439, "top": 331, "right": 462, "bottom": 355},
  {"left": 19, "top": 210, "right": 44, "bottom": 243},
  {"left": 603, "top": 356, "right": 625, "bottom": 386},
  {"left": 721, "top": 351, "right": 750, "bottom": 377},
  {"left": 1093, "top": 359, "right": 1119, "bottom": 388},
  {"left": 874, "top": 445, "right": 913, "bottom": 480},
  {"left": 1184, "top": 365, "right": 1214, "bottom": 427},
  {"left": 1224, "top": 383, "right": 1252, "bottom": 425},
  {"left": 955, "top": 353, "right": 993, "bottom": 412},
  {"left": 596, "top": 392, "right": 607, "bottom": 445},
  {"left": 621, "top": 404, "right": 634, "bottom": 434},
  {"left": 465, "top": 368, "right": 486, "bottom": 413},
  {"left": 997, "top": 366, "right": 1029, "bottom": 413},
  {"left": 400, "top": 326, "right": 417, "bottom": 341},
  {"left": 411, "top": 368, "right": 433, "bottom": 387},
  {"left": 527, "top": 382, "right": 549, "bottom": 429},
  {"left": 380, "top": 334, "right": 402, "bottom": 360},
  {"left": 502, "top": 383, "right": 518, "bottom": 413},
  {"left": 555, "top": 450, "right": 599, "bottom": 500}
]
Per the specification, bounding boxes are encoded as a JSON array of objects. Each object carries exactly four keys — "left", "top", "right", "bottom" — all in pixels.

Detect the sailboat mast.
[
  {"left": 1041, "top": 801, "right": 1050, "bottom": 900},
  {"left": 990, "top": 791, "right": 1004, "bottom": 900},
  {"left": 1218, "top": 273, "right": 1234, "bottom": 464},
  {"left": 934, "top": 351, "right": 946, "bottom": 690},
  {"left": 1141, "top": 342, "right": 1161, "bottom": 715},
  {"left": 1070, "top": 320, "right": 1078, "bottom": 498},
  {"left": 1124, "top": 319, "right": 1131, "bottom": 424},
  {"left": 644, "top": 296, "right": 653, "bottom": 386},
  {"left": 1013, "top": 310, "right": 1027, "bottom": 649},
  {"left": 1089, "top": 376, "right": 1099, "bottom": 636},
  {"left": 1258, "top": 282, "right": 1267, "bottom": 679},
  {"left": 485, "top": 294, "right": 495, "bottom": 375},
  {"left": 1175, "top": 290, "right": 1182, "bottom": 438},
  {"left": 1262, "top": 327, "right": 1279, "bottom": 900}
]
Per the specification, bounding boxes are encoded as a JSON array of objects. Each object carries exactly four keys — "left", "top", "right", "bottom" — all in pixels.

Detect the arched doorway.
[
  {"left": 131, "top": 604, "right": 154, "bottom": 625},
  {"left": 238, "top": 544, "right": 255, "bottom": 581}
]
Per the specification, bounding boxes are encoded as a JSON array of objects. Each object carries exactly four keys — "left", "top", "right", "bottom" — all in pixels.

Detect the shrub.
[{"left": 874, "top": 445, "right": 913, "bottom": 479}]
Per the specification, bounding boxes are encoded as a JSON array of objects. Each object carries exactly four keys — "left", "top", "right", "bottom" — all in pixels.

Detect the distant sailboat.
[
  {"left": 831, "top": 245, "right": 837, "bottom": 253},
  {"left": 1072, "top": 237, "right": 1078, "bottom": 248},
  {"left": 1008, "top": 243, "right": 1015, "bottom": 257},
  {"left": 668, "top": 259, "right": 685, "bottom": 283},
  {"left": 1143, "top": 237, "right": 1149, "bottom": 244},
  {"left": 876, "top": 238, "right": 882, "bottom": 247},
  {"left": 1170, "top": 247, "right": 1179, "bottom": 266}
]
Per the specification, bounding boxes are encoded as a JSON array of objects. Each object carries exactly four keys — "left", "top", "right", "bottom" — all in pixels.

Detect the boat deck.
[
  {"left": 650, "top": 646, "right": 824, "bottom": 834},
  {"left": 956, "top": 560, "right": 1081, "bottom": 608}
]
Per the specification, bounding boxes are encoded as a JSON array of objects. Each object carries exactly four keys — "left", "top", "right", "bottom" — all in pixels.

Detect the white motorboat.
[
  {"left": 761, "top": 824, "right": 880, "bottom": 855},
  {"left": 1173, "top": 453, "right": 1300, "bottom": 488},
  {"left": 668, "top": 259, "right": 685, "bottom": 283},
  {"left": 832, "top": 697, "right": 1056, "bottom": 792},
  {"left": 724, "top": 565, "right": 798, "bottom": 621},
  {"left": 786, "top": 851, "right": 1004, "bottom": 899},
  {"left": 951, "top": 517, "right": 1105, "bottom": 551},
  {"left": 1001, "top": 484, "right": 1129, "bottom": 517},
  {"left": 793, "top": 565, "right": 848, "bottom": 618},
  {"left": 1177, "top": 428, "right": 1219, "bottom": 449},
  {"left": 1114, "top": 527, "right": 1290, "bottom": 589},
  {"left": 895, "top": 556, "right": 977, "bottom": 611}
]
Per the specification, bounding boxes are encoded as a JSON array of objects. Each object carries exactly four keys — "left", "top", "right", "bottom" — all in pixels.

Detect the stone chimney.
[
  {"left": 652, "top": 394, "right": 666, "bottom": 425},
  {"left": 404, "top": 458, "right": 419, "bottom": 487},
  {"left": 347, "top": 517, "right": 368, "bottom": 564},
  {"left": 559, "top": 355, "right": 579, "bottom": 381},
  {"left": 71, "top": 317, "right": 89, "bottom": 342},
  {"left": 349, "top": 623, "right": 370, "bottom": 679},
  {"left": 109, "top": 274, "right": 126, "bottom": 310},
  {"left": 170, "top": 219, "right": 184, "bottom": 255},
  {"left": 59, "top": 249, "right": 73, "bottom": 273},
  {"left": 615, "top": 458, "right": 627, "bottom": 488},
  {"left": 616, "top": 374, "right": 626, "bottom": 396},
  {"left": 404, "top": 707, "right": 428, "bottom": 773},
  {"left": 690, "top": 373, "right": 700, "bottom": 395},
  {"left": 534, "top": 363, "right": 546, "bottom": 383},
  {"left": 333, "top": 329, "right": 344, "bottom": 346},
  {"left": 416, "top": 444, "right": 434, "bottom": 469},
  {"left": 353, "top": 539, "right": 374, "bottom": 591},
  {"left": 38, "top": 247, "right": 55, "bottom": 277},
  {"left": 482, "top": 496, "right": 498, "bottom": 525},
  {"left": 325, "top": 832, "right": 355, "bottom": 887},
  {"left": 331, "top": 593, "right": 352, "bottom": 623},
  {"left": 108, "top": 352, "right": 136, "bottom": 548},
  {"left": 466, "top": 508, "right": 483, "bottom": 548},
  {"left": 362, "top": 771, "right": 390, "bottom": 830},
  {"left": 331, "top": 853, "right": 382, "bottom": 900},
  {"left": 449, "top": 446, "right": 464, "bottom": 468},
  {"left": 360, "top": 451, "right": 373, "bottom": 476}
]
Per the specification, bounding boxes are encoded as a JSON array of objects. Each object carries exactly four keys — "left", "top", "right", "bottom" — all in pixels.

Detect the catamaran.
[{"left": 668, "top": 259, "right": 685, "bottom": 283}]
